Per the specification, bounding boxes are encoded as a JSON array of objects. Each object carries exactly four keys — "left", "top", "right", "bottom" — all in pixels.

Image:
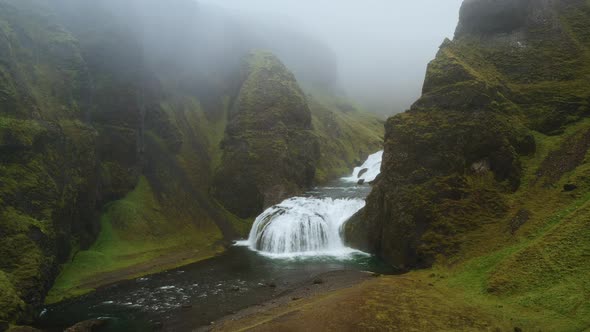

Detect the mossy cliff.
[
  {"left": 0, "top": 0, "right": 238, "bottom": 321},
  {"left": 214, "top": 52, "right": 384, "bottom": 218},
  {"left": 0, "top": 0, "right": 384, "bottom": 324},
  {"left": 0, "top": 0, "right": 103, "bottom": 322},
  {"left": 213, "top": 52, "right": 320, "bottom": 218},
  {"left": 344, "top": 0, "right": 590, "bottom": 329}
]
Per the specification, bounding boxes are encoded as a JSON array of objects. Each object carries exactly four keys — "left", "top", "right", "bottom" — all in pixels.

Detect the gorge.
[
  {"left": 36, "top": 153, "right": 388, "bottom": 331},
  {"left": 2, "top": 0, "right": 590, "bottom": 331}
]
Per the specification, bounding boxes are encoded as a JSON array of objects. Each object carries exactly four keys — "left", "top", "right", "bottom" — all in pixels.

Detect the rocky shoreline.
[{"left": 205, "top": 270, "right": 375, "bottom": 332}]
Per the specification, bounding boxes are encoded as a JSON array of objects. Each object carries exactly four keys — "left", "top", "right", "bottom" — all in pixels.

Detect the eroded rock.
[{"left": 357, "top": 168, "right": 369, "bottom": 178}]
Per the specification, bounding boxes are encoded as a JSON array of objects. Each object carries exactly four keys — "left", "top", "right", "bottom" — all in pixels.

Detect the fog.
[
  {"left": 51, "top": 0, "right": 463, "bottom": 116},
  {"left": 198, "top": 0, "right": 463, "bottom": 114}
]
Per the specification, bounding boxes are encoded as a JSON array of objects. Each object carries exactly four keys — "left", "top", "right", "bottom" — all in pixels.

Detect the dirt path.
[
  {"left": 199, "top": 270, "right": 375, "bottom": 332},
  {"left": 208, "top": 272, "right": 518, "bottom": 332}
]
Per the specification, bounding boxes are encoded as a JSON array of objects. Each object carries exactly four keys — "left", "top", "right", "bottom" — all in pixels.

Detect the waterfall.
[
  {"left": 239, "top": 151, "right": 383, "bottom": 258},
  {"left": 244, "top": 198, "right": 365, "bottom": 257},
  {"left": 342, "top": 150, "right": 383, "bottom": 183}
]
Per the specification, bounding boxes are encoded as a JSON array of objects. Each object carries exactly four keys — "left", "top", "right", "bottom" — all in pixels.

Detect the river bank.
[
  {"left": 36, "top": 247, "right": 392, "bottom": 332},
  {"left": 210, "top": 270, "right": 520, "bottom": 332}
]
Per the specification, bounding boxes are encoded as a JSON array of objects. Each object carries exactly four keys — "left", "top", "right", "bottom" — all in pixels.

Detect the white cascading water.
[
  {"left": 245, "top": 198, "right": 365, "bottom": 257},
  {"left": 239, "top": 150, "right": 384, "bottom": 258},
  {"left": 342, "top": 150, "right": 384, "bottom": 183}
]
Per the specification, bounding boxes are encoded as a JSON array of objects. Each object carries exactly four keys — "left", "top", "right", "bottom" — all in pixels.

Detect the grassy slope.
[
  {"left": 214, "top": 273, "right": 519, "bottom": 332},
  {"left": 438, "top": 120, "right": 590, "bottom": 331},
  {"left": 45, "top": 177, "right": 224, "bottom": 304},
  {"left": 432, "top": 3, "right": 590, "bottom": 328},
  {"left": 45, "top": 96, "right": 237, "bottom": 304}
]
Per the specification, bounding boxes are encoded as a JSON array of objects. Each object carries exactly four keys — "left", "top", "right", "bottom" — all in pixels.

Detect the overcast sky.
[{"left": 198, "top": 0, "right": 463, "bottom": 114}]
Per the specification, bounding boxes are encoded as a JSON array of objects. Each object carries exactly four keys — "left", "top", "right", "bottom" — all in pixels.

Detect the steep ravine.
[{"left": 0, "top": 0, "right": 384, "bottom": 325}]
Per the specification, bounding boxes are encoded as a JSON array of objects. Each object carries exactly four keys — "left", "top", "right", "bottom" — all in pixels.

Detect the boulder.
[
  {"left": 357, "top": 168, "right": 369, "bottom": 178},
  {"left": 510, "top": 209, "right": 531, "bottom": 234}
]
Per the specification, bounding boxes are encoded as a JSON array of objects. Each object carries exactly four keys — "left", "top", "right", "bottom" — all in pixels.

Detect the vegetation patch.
[{"left": 47, "top": 177, "right": 224, "bottom": 304}]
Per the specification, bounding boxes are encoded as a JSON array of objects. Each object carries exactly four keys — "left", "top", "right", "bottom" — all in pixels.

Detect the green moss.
[
  {"left": 213, "top": 51, "right": 320, "bottom": 218},
  {"left": 214, "top": 200, "right": 253, "bottom": 238},
  {"left": 46, "top": 177, "right": 224, "bottom": 304},
  {"left": 0, "top": 207, "right": 53, "bottom": 323},
  {"left": 0, "top": 271, "right": 25, "bottom": 322},
  {"left": 0, "top": 118, "right": 44, "bottom": 147},
  {"left": 440, "top": 188, "right": 590, "bottom": 330},
  {"left": 199, "top": 96, "right": 231, "bottom": 172},
  {"left": 415, "top": 95, "right": 590, "bottom": 331}
]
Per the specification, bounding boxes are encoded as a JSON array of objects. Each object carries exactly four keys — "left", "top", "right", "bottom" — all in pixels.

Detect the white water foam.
[
  {"left": 240, "top": 197, "right": 366, "bottom": 258},
  {"left": 342, "top": 150, "right": 383, "bottom": 183},
  {"left": 238, "top": 151, "right": 383, "bottom": 259}
]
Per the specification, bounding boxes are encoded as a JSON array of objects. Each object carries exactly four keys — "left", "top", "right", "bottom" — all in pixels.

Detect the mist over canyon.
[{"left": 1, "top": 0, "right": 589, "bottom": 331}]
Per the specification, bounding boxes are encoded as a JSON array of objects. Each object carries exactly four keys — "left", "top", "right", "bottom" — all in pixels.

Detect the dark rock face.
[
  {"left": 455, "top": 0, "right": 533, "bottom": 36},
  {"left": 510, "top": 209, "right": 531, "bottom": 234},
  {"left": 536, "top": 129, "right": 590, "bottom": 186},
  {"left": 213, "top": 52, "right": 320, "bottom": 218},
  {"left": 563, "top": 184, "right": 578, "bottom": 192},
  {"left": 346, "top": 0, "right": 590, "bottom": 268},
  {"left": 0, "top": 2, "right": 106, "bottom": 321},
  {"left": 358, "top": 168, "right": 369, "bottom": 178}
]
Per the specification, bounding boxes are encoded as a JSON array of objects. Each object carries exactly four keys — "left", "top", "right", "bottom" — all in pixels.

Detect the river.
[{"left": 36, "top": 151, "right": 389, "bottom": 331}]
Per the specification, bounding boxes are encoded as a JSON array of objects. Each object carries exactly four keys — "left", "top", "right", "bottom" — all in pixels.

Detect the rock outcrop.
[
  {"left": 213, "top": 52, "right": 320, "bottom": 218},
  {"left": 346, "top": 0, "right": 590, "bottom": 268}
]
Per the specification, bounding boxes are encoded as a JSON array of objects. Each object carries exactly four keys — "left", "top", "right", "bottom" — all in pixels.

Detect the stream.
[{"left": 36, "top": 151, "right": 389, "bottom": 332}]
